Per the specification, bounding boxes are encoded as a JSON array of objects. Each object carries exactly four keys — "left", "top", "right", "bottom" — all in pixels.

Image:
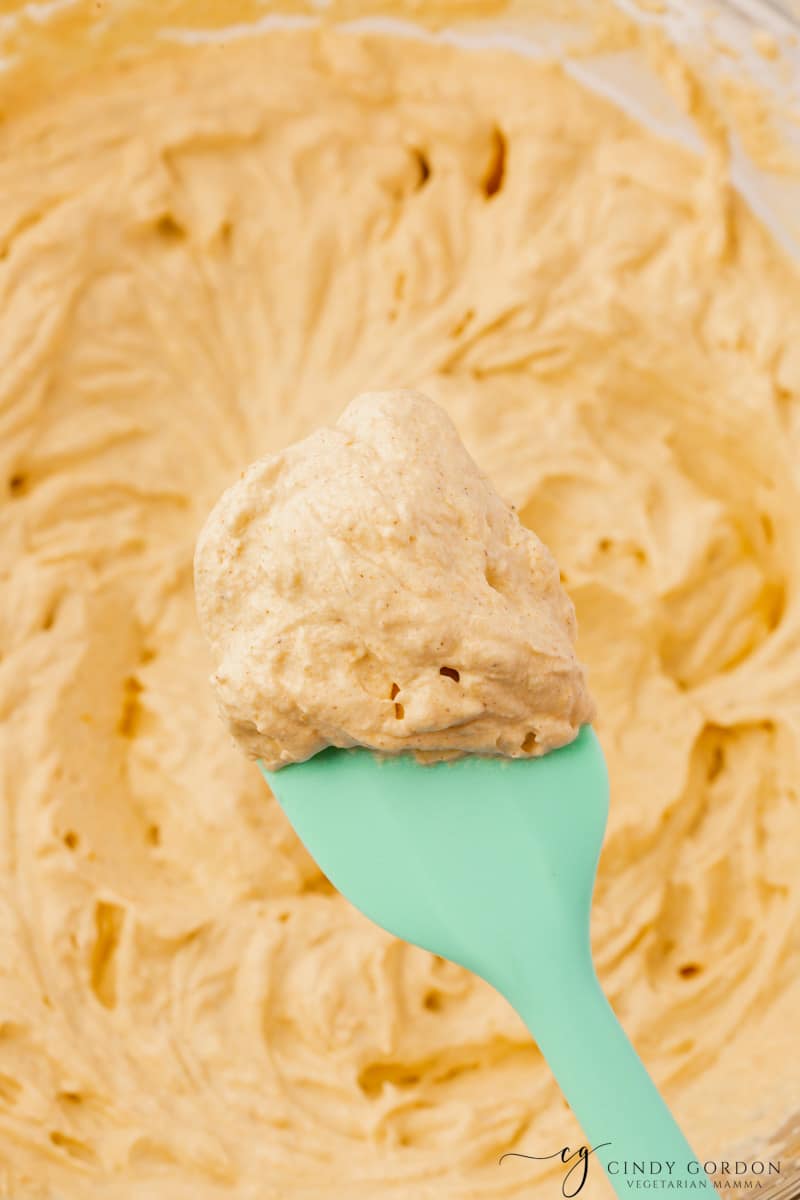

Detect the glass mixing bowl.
[{"left": 0, "top": 0, "right": 797, "bottom": 1190}]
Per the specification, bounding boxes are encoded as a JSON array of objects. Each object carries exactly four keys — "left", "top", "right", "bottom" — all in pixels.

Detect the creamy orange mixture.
[
  {"left": 195, "top": 389, "right": 594, "bottom": 768},
  {"left": 0, "top": 14, "right": 799, "bottom": 1200}
]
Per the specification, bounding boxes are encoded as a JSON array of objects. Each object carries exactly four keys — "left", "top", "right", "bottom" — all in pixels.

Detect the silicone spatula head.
[{"left": 260, "top": 727, "right": 607, "bottom": 1000}]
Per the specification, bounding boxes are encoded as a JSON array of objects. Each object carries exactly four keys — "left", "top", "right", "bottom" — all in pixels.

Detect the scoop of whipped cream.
[{"left": 195, "top": 390, "right": 595, "bottom": 769}]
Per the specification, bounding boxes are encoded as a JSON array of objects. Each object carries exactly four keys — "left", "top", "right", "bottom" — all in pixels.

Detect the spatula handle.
[{"left": 507, "top": 963, "right": 711, "bottom": 1199}]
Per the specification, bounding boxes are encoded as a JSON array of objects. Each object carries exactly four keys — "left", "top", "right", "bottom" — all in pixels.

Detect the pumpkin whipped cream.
[
  {"left": 195, "top": 390, "right": 594, "bottom": 769},
  {"left": 1, "top": 5, "right": 800, "bottom": 1199}
]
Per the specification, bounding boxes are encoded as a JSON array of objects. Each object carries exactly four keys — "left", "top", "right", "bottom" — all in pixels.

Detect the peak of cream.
[{"left": 195, "top": 391, "right": 595, "bottom": 769}]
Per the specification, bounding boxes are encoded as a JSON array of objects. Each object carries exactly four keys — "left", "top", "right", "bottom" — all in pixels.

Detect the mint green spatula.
[{"left": 260, "top": 727, "right": 708, "bottom": 1197}]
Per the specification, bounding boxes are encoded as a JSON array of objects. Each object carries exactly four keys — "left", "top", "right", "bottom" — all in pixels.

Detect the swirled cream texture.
[
  {"left": 0, "top": 16, "right": 799, "bottom": 1200},
  {"left": 195, "top": 390, "right": 594, "bottom": 768}
]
